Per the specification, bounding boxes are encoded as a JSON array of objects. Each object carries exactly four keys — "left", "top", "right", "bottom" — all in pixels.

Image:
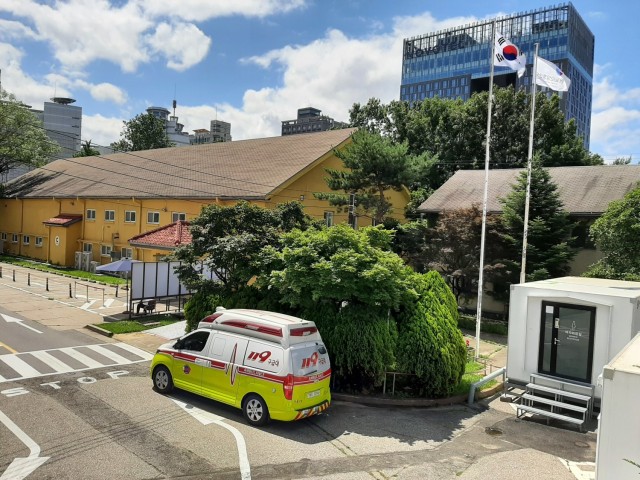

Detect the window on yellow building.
[
  {"left": 83, "top": 243, "right": 93, "bottom": 253},
  {"left": 87, "top": 209, "right": 96, "bottom": 220},
  {"left": 105, "top": 210, "right": 115, "bottom": 222},
  {"left": 125, "top": 211, "right": 136, "bottom": 223},
  {"left": 122, "top": 247, "right": 133, "bottom": 259},
  {"left": 172, "top": 212, "right": 186, "bottom": 222},
  {"left": 324, "top": 211, "right": 334, "bottom": 227},
  {"left": 35, "top": 237, "right": 43, "bottom": 247},
  {"left": 23, "top": 235, "right": 30, "bottom": 245},
  {"left": 1, "top": 233, "right": 6, "bottom": 241},
  {"left": 12, "top": 234, "right": 18, "bottom": 243},
  {"left": 147, "top": 211, "right": 160, "bottom": 224},
  {"left": 101, "top": 245, "right": 112, "bottom": 257}
]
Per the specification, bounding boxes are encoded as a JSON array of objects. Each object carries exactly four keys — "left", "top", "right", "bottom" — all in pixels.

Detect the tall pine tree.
[{"left": 487, "top": 165, "right": 576, "bottom": 301}]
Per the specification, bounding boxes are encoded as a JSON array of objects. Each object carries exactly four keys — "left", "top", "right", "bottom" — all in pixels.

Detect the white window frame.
[
  {"left": 105, "top": 210, "right": 115, "bottom": 222},
  {"left": 324, "top": 211, "right": 334, "bottom": 227},
  {"left": 125, "top": 210, "right": 137, "bottom": 223},
  {"left": 121, "top": 247, "right": 133, "bottom": 259},
  {"left": 11, "top": 234, "right": 18, "bottom": 243},
  {"left": 172, "top": 212, "right": 186, "bottom": 222},
  {"left": 86, "top": 209, "right": 96, "bottom": 221},
  {"left": 1, "top": 233, "right": 6, "bottom": 241},
  {"left": 35, "top": 237, "right": 43, "bottom": 247},
  {"left": 23, "top": 235, "right": 30, "bottom": 245},
  {"left": 101, "top": 245, "right": 112, "bottom": 257},
  {"left": 83, "top": 243, "right": 93, "bottom": 253},
  {"left": 147, "top": 211, "right": 160, "bottom": 224}
]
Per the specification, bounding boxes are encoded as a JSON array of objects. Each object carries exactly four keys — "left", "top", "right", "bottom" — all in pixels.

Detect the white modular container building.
[
  {"left": 595, "top": 333, "right": 640, "bottom": 479},
  {"left": 506, "top": 277, "right": 640, "bottom": 399}
]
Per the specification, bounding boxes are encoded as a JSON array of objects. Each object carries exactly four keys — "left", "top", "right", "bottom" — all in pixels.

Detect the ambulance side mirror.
[{"left": 318, "top": 345, "right": 327, "bottom": 355}]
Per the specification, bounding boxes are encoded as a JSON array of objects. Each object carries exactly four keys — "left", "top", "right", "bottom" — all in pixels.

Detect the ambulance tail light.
[
  {"left": 283, "top": 374, "right": 294, "bottom": 400},
  {"left": 201, "top": 313, "right": 223, "bottom": 323}
]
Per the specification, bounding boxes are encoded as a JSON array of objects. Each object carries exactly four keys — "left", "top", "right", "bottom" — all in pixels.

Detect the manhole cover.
[
  {"left": 574, "top": 441, "right": 590, "bottom": 448},
  {"left": 485, "top": 427, "right": 503, "bottom": 436}
]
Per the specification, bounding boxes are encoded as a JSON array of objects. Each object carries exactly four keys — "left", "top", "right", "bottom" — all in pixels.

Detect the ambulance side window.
[
  {"left": 179, "top": 331, "right": 210, "bottom": 352},
  {"left": 211, "top": 336, "right": 226, "bottom": 357}
]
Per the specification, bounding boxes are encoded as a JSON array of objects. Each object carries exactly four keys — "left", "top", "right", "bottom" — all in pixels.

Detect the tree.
[
  {"left": 612, "top": 156, "right": 632, "bottom": 165},
  {"left": 488, "top": 165, "right": 576, "bottom": 301},
  {"left": 73, "top": 140, "right": 100, "bottom": 157},
  {"left": 586, "top": 186, "right": 640, "bottom": 277},
  {"left": 315, "top": 130, "right": 416, "bottom": 224},
  {"left": 173, "top": 201, "right": 316, "bottom": 295},
  {"left": 0, "top": 89, "right": 60, "bottom": 181},
  {"left": 396, "top": 271, "right": 467, "bottom": 397},
  {"left": 110, "top": 113, "right": 173, "bottom": 152}
]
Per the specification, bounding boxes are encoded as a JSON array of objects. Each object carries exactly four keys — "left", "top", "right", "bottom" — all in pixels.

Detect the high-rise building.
[
  {"left": 31, "top": 97, "right": 82, "bottom": 159},
  {"left": 146, "top": 106, "right": 191, "bottom": 147},
  {"left": 189, "top": 119, "right": 232, "bottom": 145},
  {"left": 281, "top": 107, "right": 347, "bottom": 136},
  {"left": 400, "top": 3, "right": 594, "bottom": 147}
]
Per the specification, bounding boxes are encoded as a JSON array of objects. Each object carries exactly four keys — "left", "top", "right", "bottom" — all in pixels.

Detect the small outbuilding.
[{"left": 506, "top": 276, "right": 640, "bottom": 400}]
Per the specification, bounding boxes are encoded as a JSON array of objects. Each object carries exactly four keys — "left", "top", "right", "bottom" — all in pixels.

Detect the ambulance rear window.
[
  {"left": 243, "top": 341, "right": 283, "bottom": 373},
  {"left": 291, "top": 343, "right": 330, "bottom": 376}
]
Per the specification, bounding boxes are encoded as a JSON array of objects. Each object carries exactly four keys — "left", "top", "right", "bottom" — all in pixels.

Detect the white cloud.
[
  {"left": 0, "top": 18, "right": 39, "bottom": 40},
  {"left": 86, "top": 83, "right": 128, "bottom": 105},
  {"left": 82, "top": 114, "right": 125, "bottom": 148},
  {"left": 146, "top": 22, "right": 211, "bottom": 72},
  {"left": 137, "top": 0, "right": 307, "bottom": 22}
]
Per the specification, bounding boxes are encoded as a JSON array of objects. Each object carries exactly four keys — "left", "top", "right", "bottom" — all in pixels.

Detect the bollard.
[
  {"left": 0, "top": 266, "right": 2, "bottom": 278},
  {"left": 28, "top": 273, "right": 31, "bottom": 286},
  {"left": 46, "top": 278, "right": 49, "bottom": 292},
  {"left": 115, "top": 284, "right": 119, "bottom": 298},
  {"left": 13, "top": 270, "right": 16, "bottom": 282},
  {"left": 69, "top": 283, "right": 72, "bottom": 298}
]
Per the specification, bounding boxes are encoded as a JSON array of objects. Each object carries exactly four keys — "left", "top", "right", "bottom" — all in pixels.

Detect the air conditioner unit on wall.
[
  {"left": 75, "top": 251, "right": 83, "bottom": 270},
  {"left": 81, "top": 252, "right": 91, "bottom": 271},
  {"left": 89, "top": 261, "right": 99, "bottom": 273}
]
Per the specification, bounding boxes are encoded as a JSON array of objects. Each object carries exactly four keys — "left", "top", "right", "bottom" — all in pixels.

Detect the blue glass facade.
[{"left": 400, "top": 3, "right": 594, "bottom": 148}]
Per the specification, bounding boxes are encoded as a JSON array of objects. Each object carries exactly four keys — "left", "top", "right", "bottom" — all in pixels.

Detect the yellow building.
[{"left": 1, "top": 128, "right": 410, "bottom": 267}]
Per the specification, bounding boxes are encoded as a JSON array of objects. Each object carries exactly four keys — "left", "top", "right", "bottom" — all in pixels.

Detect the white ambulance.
[{"left": 150, "top": 307, "right": 331, "bottom": 426}]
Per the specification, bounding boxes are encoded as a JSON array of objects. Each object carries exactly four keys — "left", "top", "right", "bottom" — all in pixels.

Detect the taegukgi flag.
[
  {"left": 535, "top": 55, "right": 571, "bottom": 92},
  {"left": 494, "top": 32, "right": 526, "bottom": 77}
]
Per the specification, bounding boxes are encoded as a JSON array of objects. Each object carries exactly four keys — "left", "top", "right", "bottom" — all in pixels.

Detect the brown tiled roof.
[
  {"left": 43, "top": 214, "right": 83, "bottom": 226},
  {"left": 7, "top": 128, "right": 357, "bottom": 199},
  {"left": 129, "top": 221, "right": 192, "bottom": 249},
  {"left": 418, "top": 165, "right": 640, "bottom": 216}
]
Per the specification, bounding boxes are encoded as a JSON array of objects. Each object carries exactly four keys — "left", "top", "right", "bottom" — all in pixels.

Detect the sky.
[{"left": 0, "top": 0, "right": 639, "bottom": 162}]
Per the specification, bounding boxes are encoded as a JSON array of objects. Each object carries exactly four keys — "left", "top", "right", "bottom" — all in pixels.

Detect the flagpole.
[
  {"left": 520, "top": 43, "right": 539, "bottom": 284},
  {"left": 475, "top": 20, "right": 497, "bottom": 359}
]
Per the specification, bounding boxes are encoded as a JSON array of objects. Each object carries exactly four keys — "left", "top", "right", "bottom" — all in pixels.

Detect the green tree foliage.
[
  {"left": 73, "top": 140, "right": 100, "bottom": 157},
  {"left": 612, "top": 156, "right": 632, "bottom": 165},
  {"left": 395, "top": 271, "right": 466, "bottom": 397},
  {"left": 110, "top": 113, "right": 173, "bottom": 152},
  {"left": 315, "top": 130, "right": 417, "bottom": 224},
  {"left": 184, "top": 291, "right": 225, "bottom": 332},
  {"left": 0, "top": 89, "right": 60, "bottom": 180},
  {"left": 174, "top": 201, "right": 316, "bottom": 295},
  {"left": 349, "top": 88, "right": 602, "bottom": 191},
  {"left": 488, "top": 165, "right": 576, "bottom": 300},
  {"left": 586, "top": 186, "right": 640, "bottom": 277}
]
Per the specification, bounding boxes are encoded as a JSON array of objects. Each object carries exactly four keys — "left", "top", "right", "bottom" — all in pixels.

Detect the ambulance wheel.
[
  {"left": 153, "top": 365, "right": 174, "bottom": 394},
  {"left": 243, "top": 394, "right": 269, "bottom": 426}
]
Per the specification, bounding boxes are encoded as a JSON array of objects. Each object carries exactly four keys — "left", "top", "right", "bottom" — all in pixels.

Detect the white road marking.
[
  {"left": 58, "top": 347, "right": 103, "bottom": 369},
  {"left": 29, "top": 351, "right": 75, "bottom": 374},
  {"left": 102, "top": 299, "right": 115, "bottom": 308},
  {"left": 1, "top": 314, "right": 43, "bottom": 334},
  {"left": 171, "top": 398, "right": 251, "bottom": 480},
  {"left": 0, "top": 355, "right": 41, "bottom": 378},
  {"left": 88, "top": 345, "right": 132, "bottom": 365},
  {"left": 0, "top": 409, "right": 49, "bottom": 480},
  {"left": 114, "top": 343, "right": 154, "bottom": 360},
  {"left": 80, "top": 299, "right": 97, "bottom": 310}
]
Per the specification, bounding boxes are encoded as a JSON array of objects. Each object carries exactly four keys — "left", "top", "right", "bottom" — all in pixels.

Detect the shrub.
[
  {"left": 184, "top": 291, "right": 224, "bottom": 332},
  {"left": 396, "top": 272, "right": 467, "bottom": 397}
]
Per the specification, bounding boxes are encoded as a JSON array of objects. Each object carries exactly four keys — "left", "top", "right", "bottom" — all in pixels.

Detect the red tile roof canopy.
[
  {"left": 129, "top": 221, "right": 193, "bottom": 250},
  {"left": 43, "top": 214, "right": 83, "bottom": 227}
]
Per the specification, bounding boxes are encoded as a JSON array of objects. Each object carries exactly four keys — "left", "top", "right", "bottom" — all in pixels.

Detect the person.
[{"left": 136, "top": 300, "right": 147, "bottom": 315}]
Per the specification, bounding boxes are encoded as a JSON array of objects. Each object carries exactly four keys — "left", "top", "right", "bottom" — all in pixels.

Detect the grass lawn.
[
  {"left": 0, "top": 255, "right": 126, "bottom": 285},
  {"left": 451, "top": 361, "right": 498, "bottom": 396},
  {"left": 97, "top": 315, "right": 180, "bottom": 334}
]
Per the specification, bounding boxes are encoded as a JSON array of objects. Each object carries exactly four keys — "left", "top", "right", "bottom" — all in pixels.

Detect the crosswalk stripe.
[
  {"left": 89, "top": 345, "right": 132, "bottom": 364},
  {"left": 113, "top": 343, "right": 154, "bottom": 360},
  {"left": 30, "top": 351, "right": 75, "bottom": 373},
  {"left": 58, "top": 347, "right": 104, "bottom": 369},
  {"left": 1, "top": 355, "right": 41, "bottom": 378}
]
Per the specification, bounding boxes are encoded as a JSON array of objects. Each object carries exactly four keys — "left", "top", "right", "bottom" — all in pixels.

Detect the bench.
[
  {"left": 520, "top": 393, "right": 588, "bottom": 414},
  {"left": 516, "top": 404, "right": 585, "bottom": 428},
  {"left": 525, "top": 383, "right": 592, "bottom": 403}
]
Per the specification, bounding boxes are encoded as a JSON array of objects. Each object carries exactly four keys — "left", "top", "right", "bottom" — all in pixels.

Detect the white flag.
[
  {"left": 494, "top": 32, "right": 526, "bottom": 78},
  {"left": 535, "top": 56, "right": 571, "bottom": 92}
]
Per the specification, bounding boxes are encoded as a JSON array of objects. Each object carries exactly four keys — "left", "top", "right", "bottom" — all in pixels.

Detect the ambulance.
[{"left": 150, "top": 307, "right": 331, "bottom": 426}]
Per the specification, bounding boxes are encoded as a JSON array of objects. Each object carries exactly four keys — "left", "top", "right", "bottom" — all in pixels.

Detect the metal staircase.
[{"left": 516, "top": 373, "right": 594, "bottom": 432}]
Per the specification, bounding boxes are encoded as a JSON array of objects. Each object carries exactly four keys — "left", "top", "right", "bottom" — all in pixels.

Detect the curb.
[
  {"left": 332, "top": 392, "right": 468, "bottom": 408},
  {"left": 85, "top": 324, "right": 114, "bottom": 337}
]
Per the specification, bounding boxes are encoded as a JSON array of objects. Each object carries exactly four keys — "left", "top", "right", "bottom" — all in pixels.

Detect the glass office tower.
[{"left": 400, "top": 3, "right": 594, "bottom": 147}]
